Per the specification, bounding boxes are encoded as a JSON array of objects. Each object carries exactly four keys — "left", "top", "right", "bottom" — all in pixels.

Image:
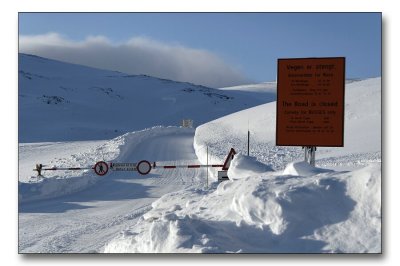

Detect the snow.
[
  {"left": 18, "top": 53, "right": 268, "bottom": 143},
  {"left": 227, "top": 153, "right": 274, "bottom": 180},
  {"left": 219, "top": 81, "right": 277, "bottom": 93},
  {"left": 18, "top": 54, "right": 381, "bottom": 253},
  {"left": 104, "top": 163, "right": 381, "bottom": 253},
  {"left": 19, "top": 138, "right": 119, "bottom": 203},
  {"left": 282, "top": 161, "right": 333, "bottom": 176},
  {"left": 104, "top": 78, "right": 381, "bottom": 253},
  {"left": 19, "top": 126, "right": 208, "bottom": 252},
  {"left": 18, "top": 140, "right": 108, "bottom": 183},
  {"left": 18, "top": 126, "right": 203, "bottom": 203},
  {"left": 194, "top": 78, "right": 381, "bottom": 173},
  {"left": 310, "top": 164, "right": 381, "bottom": 253}
]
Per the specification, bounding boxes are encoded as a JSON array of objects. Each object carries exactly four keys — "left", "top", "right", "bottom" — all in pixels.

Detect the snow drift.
[
  {"left": 104, "top": 78, "right": 381, "bottom": 253},
  {"left": 282, "top": 161, "right": 333, "bottom": 176},
  {"left": 227, "top": 153, "right": 274, "bottom": 180},
  {"left": 104, "top": 163, "right": 381, "bottom": 253}
]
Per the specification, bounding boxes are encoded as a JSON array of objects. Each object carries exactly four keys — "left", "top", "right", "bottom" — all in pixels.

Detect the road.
[{"left": 19, "top": 128, "right": 207, "bottom": 253}]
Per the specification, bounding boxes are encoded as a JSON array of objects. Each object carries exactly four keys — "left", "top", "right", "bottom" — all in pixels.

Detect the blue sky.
[{"left": 19, "top": 13, "right": 381, "bottom": 87}]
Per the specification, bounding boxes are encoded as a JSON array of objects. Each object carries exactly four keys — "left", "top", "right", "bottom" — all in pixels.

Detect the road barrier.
[
  {"left": 155, "top": 164, "right": 224, "bottom": 169},
  {"left": 33, "top": 148, "right": 237, "bottom": 178}
]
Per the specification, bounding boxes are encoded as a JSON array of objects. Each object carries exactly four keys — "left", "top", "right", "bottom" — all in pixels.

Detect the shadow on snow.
[{"left": 19, "top": 171, "right": 158, "bottom": 214}]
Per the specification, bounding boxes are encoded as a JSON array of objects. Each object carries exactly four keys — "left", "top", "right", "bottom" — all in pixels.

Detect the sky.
[{"left": 19, "top": 13, "right": 381, "bottom": 88}]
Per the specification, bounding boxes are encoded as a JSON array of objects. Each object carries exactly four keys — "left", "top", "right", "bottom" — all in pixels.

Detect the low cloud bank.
[{"left": 19, "top": 33, "right": 249, "bottom": 88}]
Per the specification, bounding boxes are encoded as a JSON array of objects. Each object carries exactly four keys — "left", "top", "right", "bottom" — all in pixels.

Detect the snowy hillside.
[
  {"left": 217, "top": 82, "right": 277, "bottom": 103},
  {"left": 19, "top": 59, "right": 381, "bottom": 253},
  {"left": 194, "top": 78, "right": 381, "bottom": 174},
  {"left": 104, "top": 78, "right": 381, "bottom": 253},
  {"left": 219, "top": 81, "right": 277, "bottom": 93},
  {"left": 19, "top": 53, "right": 269, "bottom": 142}
]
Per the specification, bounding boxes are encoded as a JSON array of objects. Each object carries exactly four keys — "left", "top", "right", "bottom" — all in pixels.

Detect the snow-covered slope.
[
  {"left": 219, "top": 81, "right": 277, "bottom": 93},
  {"left": 217, "top": 82, "right": 277, "bottom": 104},
  {"left": 194, "top": 78, "right": 381, "bottom": 174},
  {"left": 19, "top": 53, "right": 269, "bottom": 142},
  {"left": 104, "top": 78, "right": 381, "bottom": 253}
]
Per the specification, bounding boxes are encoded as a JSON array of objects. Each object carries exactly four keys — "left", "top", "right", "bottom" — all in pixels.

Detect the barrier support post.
[{"left": 206, "top": 146, "right": 209, "bottom": 189}]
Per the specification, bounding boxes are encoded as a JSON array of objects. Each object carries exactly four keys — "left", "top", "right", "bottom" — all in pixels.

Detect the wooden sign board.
[{"left": 276, "top": 57, "right": 345, "bottom": 147}]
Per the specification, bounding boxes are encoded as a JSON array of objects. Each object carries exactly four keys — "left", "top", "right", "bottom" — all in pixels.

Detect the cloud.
[{"left": 19, "top": 33, "right": 249, "bottom": 88}]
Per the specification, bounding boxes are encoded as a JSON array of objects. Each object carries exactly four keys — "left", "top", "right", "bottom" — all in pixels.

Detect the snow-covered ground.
[
  {"left": 19, "top": 126, "right": 208, "bottom": 252},
  {"left": 18, "top": 54, "right": 381, "bottom": 253},
  {"left": 194, "top": 78, "right": 381, "bottom": 174},
  {"left": 105, "top": 161, "right": 380, "bottom": 253},
  {"left": 104, "top": 78, "right": 381, "bottom": 253}
]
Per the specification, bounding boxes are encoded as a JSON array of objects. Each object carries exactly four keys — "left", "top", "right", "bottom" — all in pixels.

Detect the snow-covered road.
[{"left": 19, "top": 127, "right": 206, "bottom": 253}]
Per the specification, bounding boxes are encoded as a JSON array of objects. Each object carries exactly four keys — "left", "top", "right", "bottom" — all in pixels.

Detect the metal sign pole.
[
  {"left": 206, "top": 146, "right": 209, "bottom": 188},
  {"left": 247, "top": 130, "right": 250, "bottom": 156},
  {"left": 310, "top": 146, "right": 316, "bottom": 167},
  {"left": 304, "top": 146, "right": 316, "bottom": 166}
]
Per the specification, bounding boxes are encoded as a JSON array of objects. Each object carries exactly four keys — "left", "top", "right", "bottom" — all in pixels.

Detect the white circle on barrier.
[{"left": 137, "top": 160, "right": 152, "bottom": 175}]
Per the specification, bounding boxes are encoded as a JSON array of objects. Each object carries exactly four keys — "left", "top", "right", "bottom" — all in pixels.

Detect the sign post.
[
  {"left": 206, "top": 146, "right": 209, "bottom": 188},
  {"left": 304, "top": 146, "right": 316, "bottom": 166},
  {"left": 276, "top": 57, "right": 345, "bottom": 165}
]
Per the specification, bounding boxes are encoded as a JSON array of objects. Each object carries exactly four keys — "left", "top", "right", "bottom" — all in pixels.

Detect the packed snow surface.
[{"left": 19, "top": 126, "right": 208, "bottom": 252}]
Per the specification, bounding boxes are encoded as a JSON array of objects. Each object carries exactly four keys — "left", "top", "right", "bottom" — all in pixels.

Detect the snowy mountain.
[
  {"left": 18, "top": 54, "right": 381, "bottom": 253},
  {"left": 219, "top": 81, "right": 277, "bottom": 93},
  {"left": 19, "top": 53, "right": 269, "bottom": 142}
]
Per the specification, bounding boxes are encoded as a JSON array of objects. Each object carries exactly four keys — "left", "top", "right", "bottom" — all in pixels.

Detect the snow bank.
[
  {"left": 104, "top": 163, "right": 381, "bottom": 253},
  {"left": 193, "top": 140, "right": 225, "bottom": 181},
  {"left": 309, "top": 163, "right": 381, "bottom": 252},
  {"left": 19, "top": 136, "right": 123, "bottom": 203},
  {"left": 19, "top": 174, "right": 101, "bottom": 203},
  {"left": 227, "top": 153, "right": 274, "bottom": 180},
  {"left": 194, "top": 78, "right": 381, "bottom": 171},
  {"left": 282, "top": 161, "right": 333, "bottom": 176},
  {"left": 19, "top": 126, "right": 188, "bottom": 203},
  {"left": 104, "top": 79, "right": 381, "bottom": 253}
]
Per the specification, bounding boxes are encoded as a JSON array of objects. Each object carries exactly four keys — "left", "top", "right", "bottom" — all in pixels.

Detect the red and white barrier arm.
[
  {"left": 40, "top": 167, "right": 93, "bottom": 171},
  {"left": 156, "top": 164, "right": 224, "bottom": 169}
]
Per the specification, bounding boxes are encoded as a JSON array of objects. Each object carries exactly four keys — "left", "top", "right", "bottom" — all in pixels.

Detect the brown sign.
[{"left": 276, "top": 57, "right": 345, "bottom": 147}]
